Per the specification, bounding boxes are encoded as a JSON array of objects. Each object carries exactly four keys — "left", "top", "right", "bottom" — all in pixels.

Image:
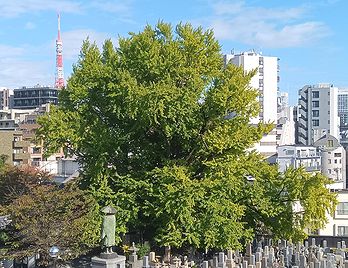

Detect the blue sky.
[{"left": 0, "top": 0, "right": 346, "bottom": 104}]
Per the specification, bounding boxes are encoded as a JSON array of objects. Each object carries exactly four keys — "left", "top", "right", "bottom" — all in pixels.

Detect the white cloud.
[
  {"left": 89, "top": 0, "right": 131, "bottom": 14},
  {"left": 0, "top": 44, "right": 24, "bottom": 58},
  {"left": 0, "top": 0, "right": 133, "bottom": 18},
  {"left": 0, "top": 0, "right": 83, "bottom": 17},
  {"left": 0, "top": 44, "right": 52, "bottom": 88},
  {"left": 0, "top": 27, "right": 120, "bottom": 88},
  {"left": 212, "top": 1, "right": 244, "bottom": 15},
  {"left": 207, "top": 1, "right": 330, "bottom": 48},
  {"left": 60, "top": 29, "right": 118, "bottom": 61}
]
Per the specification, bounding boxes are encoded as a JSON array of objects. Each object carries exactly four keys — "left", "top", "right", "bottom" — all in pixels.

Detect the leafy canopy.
[
  {"left": 0, "top": 166, "right": 100, "bottom": 261},
  {"left": 37, "top": 21, "right": 337, "bottom": 249}
]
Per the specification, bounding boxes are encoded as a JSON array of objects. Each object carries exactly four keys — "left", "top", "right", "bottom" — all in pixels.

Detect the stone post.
[
  {"left": 164, "top": 246, "right": 171, "bottom": 263},
  {"left": 149, "top": 252, "right": 156, "bottom": 263},
  {"left": 246, "top": 243, "right": 252, "bottom": 257},
  {"left": 143, "top": 256, "right": 150, "bottom": 268}
]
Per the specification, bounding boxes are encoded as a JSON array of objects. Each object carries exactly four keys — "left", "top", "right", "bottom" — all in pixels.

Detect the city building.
[
  {"left": 277, "top": 145, "right": 321, "bottom": 173},
  {"left": 338, "top": 88, "right": 348, "bottom": 147},
  {"left": 314, "top": 134, "right": 346, "bottom": 189},
  {"left": 0, "top": 130, "right": 30, "bottom": 166},
  {"left": 0, "top": 104, "right": 63, "bottom": 170},
  {"left": 298, "top": 84, "right": 339, "bottom": 145},
  {"left": 0, "top": 88, "right": 13, "bottom": 110},
  {"left": 0, "top": 110, "right": 16, "bottom": 130},
  {"left": 319, "top": 190, "right": 348, "bottom": 236},
  {"left": 277, "top": 91, "right": 295, "bottom": 146},
  {"left": 54, "top": 157, "right": 80, "bottom": 184},
  {"left": 0, "top": 109, "right": 34, "bottom": 131},
  {"left": 13, "top": 85, "right": 59, "bottom": 109},
  {"left": 224, "top": 50, "right": 279, "bottom": 157}
]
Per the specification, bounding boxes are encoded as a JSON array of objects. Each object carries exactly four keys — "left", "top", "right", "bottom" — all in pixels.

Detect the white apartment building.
[
  {"left": 319, "top": 190, "right": 348, "bottom": 236},
  {"left": 277, "top": 145, "right": 321, "bottom": 173},
  {"left": 298, "top": 84, "right": 339, "bottom": 145},
  {"left": 224, "top": 51, "right": 279, "bottom": 157}
]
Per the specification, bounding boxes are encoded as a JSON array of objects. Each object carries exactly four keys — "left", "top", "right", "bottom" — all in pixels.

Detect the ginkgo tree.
[{"left": 37, "top": 21, "right": 337, "bottom": 250}]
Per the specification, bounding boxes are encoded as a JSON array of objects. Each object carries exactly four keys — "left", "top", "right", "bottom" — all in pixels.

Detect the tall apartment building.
[
  {"left": 224, "top": 51, "right": 279, "bottom": 157},
  {"left": 13, "top": 84, "right": 59, "bottom": 109},
  {"left": 0, "top": 88, "right": 13, "bottom": 110},
  {"left": 338, "top": 89, "right": 348, "bottom": 147},
  {"left": 298, "top": 84, "right": 339, "bottom": 145}
]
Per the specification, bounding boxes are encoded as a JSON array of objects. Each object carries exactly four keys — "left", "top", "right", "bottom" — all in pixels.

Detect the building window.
[
  {"left": 338, "top": 226, "right": 348, "bottom": 236},
  {"left": 312, "top": 120, "right": 319, "bottom": 126},
  {"left": 312, "top": 110, "right": 319, "bottom": 117},
  {"left": 312, "top": 91, "right": 319, "bottom": 98},
  {"left": 337, "top": 203, "right": 348, "bottom": 215},
  {"left": 328, "top": 159, "right": 331, "bottom": 164},
  {"left": 312, "top": 101, "right": 319, "bottom": 107},
  {"left": 335, "top": 153, "right": 341, "bottom": 157},
  {"left": 335, "top": 159, "right": 337, "bottom": 164},
  {"left": 328, "top": 140, "right": 334, "bottom": 147},
  {"left": 286, "top": 150, "right": 295, "bottom": 155},
  {"left": 259, "top": 79, "right": 264, "bottom": 87}
]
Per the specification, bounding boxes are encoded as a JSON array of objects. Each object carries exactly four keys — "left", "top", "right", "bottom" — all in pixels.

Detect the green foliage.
[
  {"left": 0, "top": 166, "right": 100, "bottom": 260},
  {"left": 136, "top": 242, "right": 151, "bottom": 258},
  {"left": 0, "top": 154, "right": 8, "bottom": 171},
  {"left": 37, "top": 21, "right": 337, "bottom": 249},
  {"left": 0, "top": 231, "right": 9, "bottom": 243}
]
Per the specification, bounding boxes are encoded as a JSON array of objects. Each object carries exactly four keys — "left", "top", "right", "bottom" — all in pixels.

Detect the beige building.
[
  {"left": 0, "top": 104, "right": 63, "bottom": 170},
  {"left": 0, "top": 130, "right": 30, "bottom": 166}
]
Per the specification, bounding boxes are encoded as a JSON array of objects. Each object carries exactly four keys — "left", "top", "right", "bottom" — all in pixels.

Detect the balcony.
[
  {"left": 305, "top": 165, "right": 321, "bottom": 172},
  {"left": 13, "top": 140, "right": 30, "bottom": 148},
  {"left": 22, "top": 132, "right": 35, "bottom": 139},
  {"left": 13, "top": 152, "right": 30, "bottom": 160}
]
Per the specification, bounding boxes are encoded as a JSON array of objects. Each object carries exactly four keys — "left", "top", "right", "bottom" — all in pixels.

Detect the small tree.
[{"left": 0, "top": 166, "right": 100, "bottom": 263}]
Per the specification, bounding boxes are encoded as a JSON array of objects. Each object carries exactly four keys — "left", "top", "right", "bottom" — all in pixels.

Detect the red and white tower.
[{"left": 55, "top": 13, "right": 65, "bottom": 89}]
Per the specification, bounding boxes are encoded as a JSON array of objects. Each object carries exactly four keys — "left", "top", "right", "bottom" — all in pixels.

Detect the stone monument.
[{"left": 91, "top": 205, "right": 126, "bottom": 268}]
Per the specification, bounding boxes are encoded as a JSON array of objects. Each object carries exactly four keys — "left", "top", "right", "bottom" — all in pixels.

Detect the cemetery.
[{"left": 118, "top": 238, "right": 348, "bottom": 268}]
